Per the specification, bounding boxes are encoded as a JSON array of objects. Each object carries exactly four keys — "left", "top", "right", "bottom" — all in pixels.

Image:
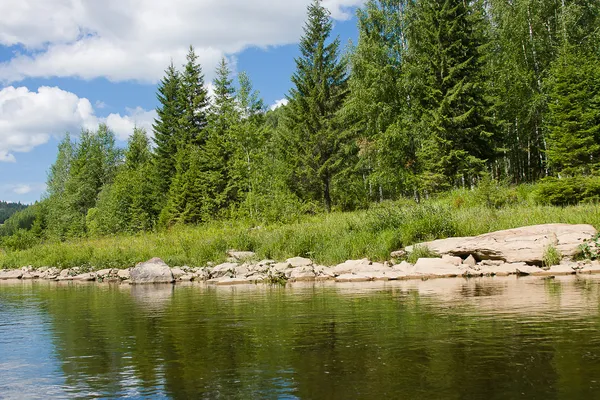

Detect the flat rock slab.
[
  {"left": 0, "top": 270, "right": 23, "bottom": 280},
  {"left": 413, "top": 258, "right": 465, "bottom": 277},
  {"left": 130, "top": 258, "right": 175, "bottom": 284},
  {"left": 405, "top": 224, "right": 596, "bottom": 264},
  {"left": 212, "top": 277, "right": 254, "bottom": 286},
  {"left": 335, "top": 273, "right": 373, "bottom": 283}
]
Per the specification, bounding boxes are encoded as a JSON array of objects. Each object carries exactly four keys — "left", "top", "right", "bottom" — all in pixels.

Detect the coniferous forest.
[{"left": 1, "top": 0, "right": 600, "bottom": 254}]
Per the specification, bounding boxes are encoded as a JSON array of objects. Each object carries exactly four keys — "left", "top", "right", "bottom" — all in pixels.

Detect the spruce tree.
[
  {"left": 153, "top": 62, "right": 182, "bottom": 196},
  {"left": 282, "top": 0, "right": 349, "bottom": 212},
  {"left": 177, "top": 46, "right": 210, "bottom": 148},
  {"left": 407, "top": 0, "right": 497, "bottom": 190},
  {"left": 545, "top": 47, "right": 600, "bottom": 176}
]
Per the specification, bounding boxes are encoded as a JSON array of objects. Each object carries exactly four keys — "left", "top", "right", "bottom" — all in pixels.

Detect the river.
[{"left": 1, "top": 276, "right": 600, "bottom": 399}]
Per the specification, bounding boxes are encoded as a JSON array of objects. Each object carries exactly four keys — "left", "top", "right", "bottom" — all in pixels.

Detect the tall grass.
[{"left": 2, "top": 194, "right": 600, "bottom": 269}]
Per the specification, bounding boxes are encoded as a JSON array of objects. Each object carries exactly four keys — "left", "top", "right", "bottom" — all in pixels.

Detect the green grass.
[{"left": 2, "top": 194, "right": 600, "bottom": 269}]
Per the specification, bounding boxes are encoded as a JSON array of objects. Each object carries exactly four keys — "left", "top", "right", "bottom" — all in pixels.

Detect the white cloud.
[
  {"left": 270, "top": 98, "right": 289, "bottom": 111},
  {"left": 0, "top": 0, "right": 365, "bottom": 83},
  {"left": 0, "top": 86, "right": 155, "bottom": 161},
  {"left": 13, "top": 184, "right": 34, "bottom": 195}
]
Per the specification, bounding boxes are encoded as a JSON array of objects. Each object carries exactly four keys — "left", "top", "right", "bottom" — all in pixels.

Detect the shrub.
[
  {"left": 542, "top": 245, "right": 562, "bottom": 268},
  {"left": 534, "top": 176, "right": 600, "bottom": 206}
]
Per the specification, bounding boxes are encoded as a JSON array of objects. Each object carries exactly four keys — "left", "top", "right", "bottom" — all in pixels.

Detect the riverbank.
[{"left": 2, "top": 196, "right": 600, "bottom": 270}]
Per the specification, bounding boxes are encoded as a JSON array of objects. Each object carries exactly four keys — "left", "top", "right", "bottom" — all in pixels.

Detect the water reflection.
[{"left": 1, "top": 276, "right": 600, "bottom": 399}]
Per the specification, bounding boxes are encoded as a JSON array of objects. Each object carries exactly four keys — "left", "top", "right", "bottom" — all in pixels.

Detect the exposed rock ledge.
[{"left": 0, "top": 224, "right": 598, "bottom": 286}]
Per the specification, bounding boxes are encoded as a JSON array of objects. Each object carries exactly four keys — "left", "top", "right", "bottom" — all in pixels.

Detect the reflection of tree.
[{"left": 11, "top": 278, "right": 600, "bottom": 398}]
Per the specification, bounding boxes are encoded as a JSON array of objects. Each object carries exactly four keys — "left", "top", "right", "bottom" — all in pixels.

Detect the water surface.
[{"left": 1, "top": 276, "right": 600, "bottom": 399}]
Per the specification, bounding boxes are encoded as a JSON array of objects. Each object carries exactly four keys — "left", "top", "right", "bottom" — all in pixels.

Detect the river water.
[{"left": 1, "top": 276, "right": 600, "bottom": 399}]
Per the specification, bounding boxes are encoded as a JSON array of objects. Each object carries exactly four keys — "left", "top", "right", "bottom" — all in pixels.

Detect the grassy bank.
[{"left": 2, "top": 186, "right": 600, "bottom": 269}]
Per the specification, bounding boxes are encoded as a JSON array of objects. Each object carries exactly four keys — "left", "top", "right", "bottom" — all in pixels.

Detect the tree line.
[{"left": 2, "top": 0, "right": 599, "bottom": 242}]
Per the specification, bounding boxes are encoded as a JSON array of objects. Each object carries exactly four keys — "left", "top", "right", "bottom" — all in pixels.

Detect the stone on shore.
[
  {"left": 0, "top": 270, "right": 23, "bottom": 280},
  {"left": 289, "top": 266, "right": 316, "bottom": 281},
  {"left": 170, "top": 267, "right": 186, "bottom": 280},
  {"left": 413, "top": 258, "right": 465, "bottom": 278},
  {"left": 130, "top": 258, "right": 175, "bottom": 284},
  {"left": 286, "top": 257, "right": 313, "bottom": 268},
  {"left": 404, "top": 224, "right": 596, "bottom": 264},
  {"left": 72, "top": 272, "right": 97, "bottom": 281},
  {"left": 332, "top": 259, "right": 371, "bottom": 275},
  {"left": 117, "top": 269, "right": 131, "bottom": 280},
  {"left": 335, "top": 273, "right": 373, "bottom": 283},
  {"left": 210, "top": 262, "right": 238, "bottom": 279}
]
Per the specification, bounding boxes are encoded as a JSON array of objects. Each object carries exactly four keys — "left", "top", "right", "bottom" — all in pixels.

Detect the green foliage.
[
  {"left": 534, "top": 176, "right": 600, "bottom": 206},
  {"left": 545, "top": 46, "right": 600, "bottom": 176},
  {"left": 407, "top": 245, "right": 440, "bottom": 264},
  {"left": 578, "top": 233, "right": 600, "bottom": 261},
  {"left": 543, "top": 245, "right": 562, "bottom": 268}
]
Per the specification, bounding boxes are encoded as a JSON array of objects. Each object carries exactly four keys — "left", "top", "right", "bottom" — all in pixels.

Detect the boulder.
[
  {"left": 390, "top": 250, "right": 406, "bottom": 259},
  {"left": 405, "top": 224, "right": 596, "bottom": 265},
  {"left": 117, "top": 269, "right": 131, "bottom": 280},
  {"left": 289, "top": 267, "right": 316, "bottom": 281},
  {"left": 286, "top": 257, "right": 313, "bottom": 268},
  {"left": 130, "top": 258, "right": 175, "bottom": 284},
  {"left": 170, "top": 267, "right": 186, "bottom": 280},
  {"left": 210, "top": 262, "right": 238, "bottom": 278},
  {"left": 0, "top": 270, "right": 23, "bottom": 280},
  {"left": 463, "top": 255, "right": 477, "bottom": 267}
]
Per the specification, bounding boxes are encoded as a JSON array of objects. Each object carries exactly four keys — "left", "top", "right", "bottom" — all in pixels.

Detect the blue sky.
[{"left": 0, "top": 0, "right": 363, "bottom": 204}]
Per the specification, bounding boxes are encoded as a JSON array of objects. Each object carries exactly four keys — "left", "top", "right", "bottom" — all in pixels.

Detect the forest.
[{"left": 1, "top": 0, "right": 599, "bottom": 255}]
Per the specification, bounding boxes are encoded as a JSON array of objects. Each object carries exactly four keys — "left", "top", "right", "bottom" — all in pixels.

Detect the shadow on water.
[{"left": 1, "top": 276, "right": 600, "bottom": 399}]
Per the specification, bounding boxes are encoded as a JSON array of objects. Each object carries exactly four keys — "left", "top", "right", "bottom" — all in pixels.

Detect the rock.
[
  {"left": 21, "top": 272, "right": 35, "bottom": 280},
  {"left": 0, "top": 270, "right": 23, "bottom": 280},
  {"left": 514, "top": 263, "right": 542, "bottom": 276},
  {"left": 332, "top": 259, "right": 371, "bottom": 275},
  {"left": 390, "top": 250, "right": 406, "bottom": 259},
  {"left": 485, "top": 263, "right": 517, "bottom": 277},
  {"left": 117, "top": 269, "right": 131, "bottom": 280},
  {"left": 257, "top": 259, "right": 275, "bottom": 266},
  {"left": 179, "top": 274, "right": 194, "bottom": 281},
  {"left": 286, "top": 257, "right": 313, "bottom": 268},
  {"left": 289, "top": 266, "right": 316, "bottom": 281},
  {"left": 385, "top": 271, "right": 408, "bottom": 280},
  {"left": 211, "top": 262, "right": 238, "bottom": 278},
  {"left": 392, "top": 261, "right": 413, "bottom": 273},
  {"left": 406, "top": 224, "right": 596, "bottom": 264},
  {"left": 96, "top": 269, "right": 113, "bottom": 278},
  {"left": 464, "top": 255, "right": 477, "bottom": 267},
  {"left": 227, "top": 250, "right": 256, "bottom": 261},
  {"left": 130, "top": 258, "right": 175, "bottom": 284},
  {"left": 531, "top": 264, "right": 576, "bottom": 276},
  {"left": 314, "top": 266, "right": 335, "bottom": 278},
  {"left": 170, "top": 267, "right": 186, "bottom": 280},
  {"left": 442, "top": 255, "right": 463, "bottom": 266},
  {"left": 271, "top": 262, "right": 291, "bottom": 272},
  {"left": 577, "top": 261, "right": 600, "bottom": 274},
  {"left": 211, "top": 277, "right": 253, "bottom": 285},
  {"left": 72, "top": 272, "right": 97, "bottom": 281},
  {"left": 246, "top": 273, "right": 267, "bottom": 282},
  {"left": 413, "top": 258, "right": 465, "bottom": 277},
  {"left": 335, "top": 273, "right": 373, "bottom": 283},
  {"left": 59, "top": 269, "right": 71, "bottom": 277},
  {"left": 234, "top": 265, "right": 250, "bottom": 277}
]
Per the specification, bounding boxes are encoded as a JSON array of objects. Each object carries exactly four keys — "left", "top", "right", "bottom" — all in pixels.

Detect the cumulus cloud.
[
  {"left": 0, "top": 86, "right": 155, "bottom": 161},
  {"left": 270, "top": 98, "right": 289, "bottom": 111},
  {"left": 0, "top": 0, "right": 365, "bottom": 83}
]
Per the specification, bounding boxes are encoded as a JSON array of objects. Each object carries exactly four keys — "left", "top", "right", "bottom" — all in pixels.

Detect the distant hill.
[{"left": 0, "top": 201, "right": 28, "bottom": 224}]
